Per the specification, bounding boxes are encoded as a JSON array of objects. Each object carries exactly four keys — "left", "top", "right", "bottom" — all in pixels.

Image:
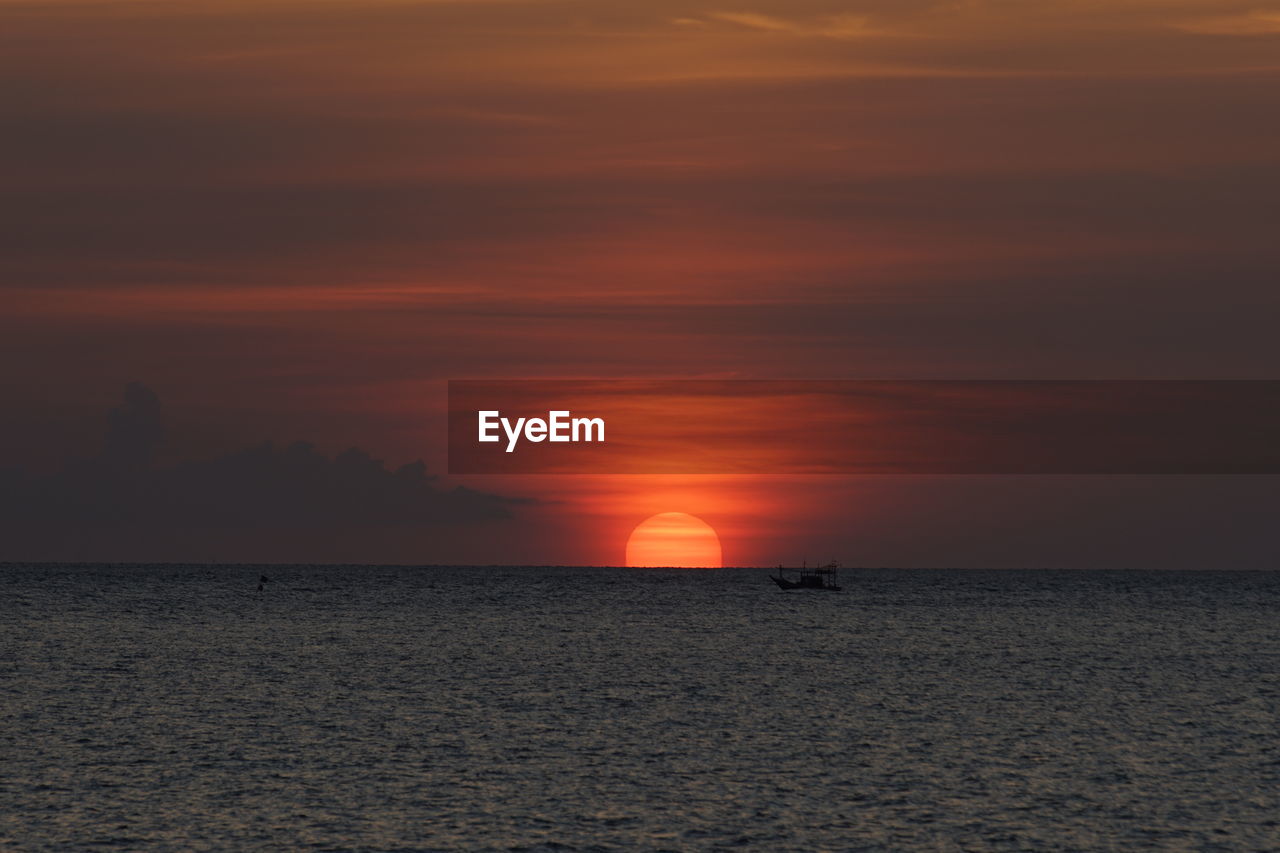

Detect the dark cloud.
[
  {"left": 0, "top": 385, "right": 528, "bottom": 563},
  {"left": 104, "top": 382, "right": 162, "bottom": 470}
]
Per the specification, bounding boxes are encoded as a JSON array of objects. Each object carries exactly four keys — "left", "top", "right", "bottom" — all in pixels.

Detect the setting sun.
[{"left": 625, "top": 512, "right": 722, "bottom": 568}]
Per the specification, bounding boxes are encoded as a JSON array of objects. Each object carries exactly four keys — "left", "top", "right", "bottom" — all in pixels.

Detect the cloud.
[
  {"left": 707, "top": 12, "right": 797, "bottom": 33},
  {"left": 0, "top": 385, "right": 529, "bottom": 563},
  {"left": 104, "top": 382, "right": 163, "bottom": 470},
  {"left": 1174, "top": 10, "right": 1280, "bottom": 35},
  {"left": 704, "top": 11, "right": 884, "bottom": 38}
]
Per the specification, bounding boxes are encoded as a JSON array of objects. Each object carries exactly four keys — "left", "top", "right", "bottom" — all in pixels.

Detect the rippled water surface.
[{"left": 3, "top": 565, "right": 1278, "bottom": 850}]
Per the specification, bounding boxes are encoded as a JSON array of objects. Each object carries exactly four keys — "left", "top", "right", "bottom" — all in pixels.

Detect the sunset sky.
[{"left": 2, "top": 0, "right": 1278, "bottom": 567}]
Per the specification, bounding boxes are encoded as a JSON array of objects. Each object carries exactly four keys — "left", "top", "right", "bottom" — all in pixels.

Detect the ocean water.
[{"left": 2, "top": 565, "right": 1277, "bottom": 851}]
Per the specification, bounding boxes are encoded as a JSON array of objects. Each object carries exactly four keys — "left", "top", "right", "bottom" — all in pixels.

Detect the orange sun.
[{"left": 625, "top": 512, "right": 722, "bottom": 568}]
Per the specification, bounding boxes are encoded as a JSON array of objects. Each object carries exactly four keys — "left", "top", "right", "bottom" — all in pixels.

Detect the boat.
[{"left": 770, "top": 561, "right": 842, "bottom": 591}]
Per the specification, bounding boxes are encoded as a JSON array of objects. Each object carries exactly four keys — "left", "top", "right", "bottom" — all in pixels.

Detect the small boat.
[{"left": 771, "top": 561, "right": 842, "bottom": 591}]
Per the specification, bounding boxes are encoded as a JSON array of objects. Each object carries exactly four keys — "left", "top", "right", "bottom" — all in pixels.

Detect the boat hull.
[{"left": 771, "top": 575, "right": 841, "bottom": 592}]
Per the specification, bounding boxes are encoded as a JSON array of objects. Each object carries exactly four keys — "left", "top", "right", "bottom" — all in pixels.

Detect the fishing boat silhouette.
[{"left": 770, "top": 561, "right": 842, "bottom": 591}]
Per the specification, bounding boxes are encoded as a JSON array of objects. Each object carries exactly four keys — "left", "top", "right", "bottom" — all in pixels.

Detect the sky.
[{"left": 2, "top": 0, "right": 1278, "bottom": 566}]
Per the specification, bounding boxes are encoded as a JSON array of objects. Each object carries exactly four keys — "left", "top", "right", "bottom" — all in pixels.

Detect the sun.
[{"left": 625, "top": 512, "right": 722, "bottom": 568}]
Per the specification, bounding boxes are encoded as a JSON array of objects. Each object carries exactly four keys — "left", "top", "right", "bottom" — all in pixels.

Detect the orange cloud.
[
  {"left": 704, "top": 11, "right": 886, "bottom": 38},
  {"left": 1175, "top": 10, "right": 1280, "bottom": 35}
]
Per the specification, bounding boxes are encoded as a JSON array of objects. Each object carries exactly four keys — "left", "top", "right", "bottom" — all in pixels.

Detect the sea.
[{"left": 2, "top": 564, "right": 1278, "bottom": 851}]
